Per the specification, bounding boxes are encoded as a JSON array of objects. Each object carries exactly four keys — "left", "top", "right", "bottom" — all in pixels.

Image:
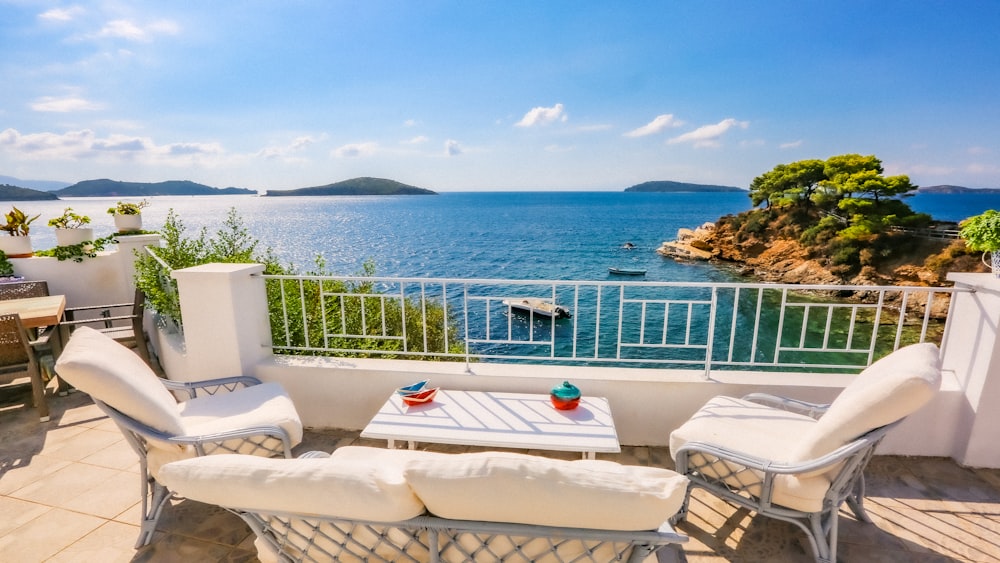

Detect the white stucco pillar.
[
  {"left": 171, "top": 263, "right": 273, "bottom": 381},
  {"left": 944, "top": 272, "right": 1000, "bottom": 467},
  {"left": 115, "top": 233, "right": 161, "bottom": 301}
]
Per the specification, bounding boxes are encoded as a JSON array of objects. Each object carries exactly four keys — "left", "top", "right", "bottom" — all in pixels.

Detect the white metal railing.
[{"left": 262, "top": 275, "right": 968, "bottom": 376}]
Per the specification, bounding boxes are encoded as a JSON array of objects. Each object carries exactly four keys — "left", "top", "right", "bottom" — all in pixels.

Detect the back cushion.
[
  {"left": 159, "top": 452, "right": 428, "bottom": 522},
  {"left": 404, "top": 451, "right": 688, "bottom": 531},
  {"left": 55, "top": 326, "right": 184, "bottom": 436},
  {"left": 790, "top": 342, "right": 941, "bottom": 461}
]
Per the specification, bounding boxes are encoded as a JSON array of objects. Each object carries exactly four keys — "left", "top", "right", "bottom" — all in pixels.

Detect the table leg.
[{"left": 387, "top": 439, "right": 396, "bottom": 449}]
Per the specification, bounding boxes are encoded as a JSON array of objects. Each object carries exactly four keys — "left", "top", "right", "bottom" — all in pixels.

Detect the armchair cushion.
[
  {"left": 54, "top": 326, "right": 183, "bottom": 436},
  {"left": 403, "top": 450, "right": 688, "bottom": 531},
  {"left": 669, "top": 395, "right": 830, "bottom": 512},
  {"left": 789, "top": 342, "right": 941, "bottom": 462},
  {"left": 179, "top": 382, "right": 304, "bottom": 446}
]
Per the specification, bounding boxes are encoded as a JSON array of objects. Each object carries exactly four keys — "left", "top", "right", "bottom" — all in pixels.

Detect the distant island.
[
  {"left": 0, "top": 184, "right": 60, "bottom": 201},
  {"left": 918, "top": 185, "right": 1000, "bottom": 194},
  {"left": 625, "top": 180, "right": 745, "bottom": 193},
  {"left": 56, "top": 179, "right": 255, "bottom": 197},
  {"left": 265, "top": 177, "right": 436, "bottom": 196}
]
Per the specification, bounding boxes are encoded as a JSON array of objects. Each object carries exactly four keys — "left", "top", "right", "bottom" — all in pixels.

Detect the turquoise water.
[{"left": 15, "top": 190, "right": 997, "bottom": 280}]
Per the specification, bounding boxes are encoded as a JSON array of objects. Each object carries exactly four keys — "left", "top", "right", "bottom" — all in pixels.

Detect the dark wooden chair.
[
  {"left": 59, "top": 288, "right": 152, "bottom": 366},
  {"left": 0, "top": 313, "right": 49, "bottom": 421}
]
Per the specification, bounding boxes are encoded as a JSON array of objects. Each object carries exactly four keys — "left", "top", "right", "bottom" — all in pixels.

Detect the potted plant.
[
  {"left": 959, "top": 209, "right": 1000, "bottom": 276},
  {"left": 48, "top": 207, "right": 94, "bottom": 247},
  {"left": 0, "top": 206, "right": 39, "bottom": 258},
  {"left": 108, "top": 199, "right": 149, "bottom": 233}
]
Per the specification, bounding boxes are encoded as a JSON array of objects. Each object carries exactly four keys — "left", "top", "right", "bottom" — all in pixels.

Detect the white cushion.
[
  {"left": 54, "top": 326, "right": 183, "bottom": 436},
  {"left": 789, "top": 342, "right": 941, "bottom": 461},
  {"left": 669, "top": 395, "right": 830, "bottom": 512},
  {"left": 158, "top": 452, "right": 427, "bottom": 522},
  {"left": 403, "top": 451, "right": 688, "bottom": 531},
  {"left": 179, "top": 382, "right": 304, "bottom": 446}
]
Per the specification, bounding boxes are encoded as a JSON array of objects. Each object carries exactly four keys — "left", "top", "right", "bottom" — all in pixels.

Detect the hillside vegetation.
[
  {"left": 265, "top": 177, "right": 436, "bottom": 196},
  {"left": 702, "top": 154, "right": 985, "bottom": 285},
  {"left": 625, "top": 180, "right": 744, "bottom": 193},
  {"left": 0, "top": 184, "right": 59, "bottom": 201},
  {"left": 57, "top": 179, "right": 254, "bottom": 197}
]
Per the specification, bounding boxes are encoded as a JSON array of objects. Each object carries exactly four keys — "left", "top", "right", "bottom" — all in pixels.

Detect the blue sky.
[{"left": 1, "top": 1, "right": 998, "bottom": 192}]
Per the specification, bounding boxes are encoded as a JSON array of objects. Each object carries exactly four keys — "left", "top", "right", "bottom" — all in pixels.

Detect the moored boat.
[
  {"left": 608, "top": 267, "right": 647, "bottom": 276},
  {"left": 502, "top": 298, "right": 572, "bottom": 319}
]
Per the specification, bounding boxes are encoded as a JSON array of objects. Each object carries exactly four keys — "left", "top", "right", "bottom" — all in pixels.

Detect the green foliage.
[
  {"left": 47, "top": 207, "right": 91, "bottom": 229},
  {"left": 1, "top": 206, "right": 39, "bottom": 236},
  {"left": 959, "top": 210, "right": 1000, "bottom": 252},
  {"left": 748, "top": 159, "right": 826, "bottom": 208},
  {"left": 107, "top": 199, "right": 149, "bottom": 215},
  {"left": 135, "top": 208, "right": 463, "bottom": 360},
  {"left": 35, "top": 235, "right": 117, "bottom": 262},
  {"left": 0, "top": 250, "right": 13, "bottom": 276}
]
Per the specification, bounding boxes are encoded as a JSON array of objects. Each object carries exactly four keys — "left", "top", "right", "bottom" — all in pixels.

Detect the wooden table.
[
  {"left": 361, "top": 389, "right": 621, "bottom": 459},
  {"left": 0, "top": 295, "right": 66, "bottom": 329}
]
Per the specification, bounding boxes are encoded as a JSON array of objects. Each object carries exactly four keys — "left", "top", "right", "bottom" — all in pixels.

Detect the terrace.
[{"left": 3, "top": 244, "right": 1000, "bottom": 561}]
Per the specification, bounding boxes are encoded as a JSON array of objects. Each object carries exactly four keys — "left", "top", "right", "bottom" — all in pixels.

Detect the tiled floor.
[{"left": 2, "top": 385, "right": 1000, "bottom": 562}]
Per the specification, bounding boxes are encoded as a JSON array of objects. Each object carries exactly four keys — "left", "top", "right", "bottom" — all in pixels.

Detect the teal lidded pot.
[{"left": 550, "top": 381, "right": 581, "bottom": 410}]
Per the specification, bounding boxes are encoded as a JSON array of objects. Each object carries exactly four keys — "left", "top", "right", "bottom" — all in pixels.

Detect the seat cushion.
[
  {"left": 403, "top": 450, "right": 688, "bottom": 531},
  {"left": 669, "top": 395, "right": 831, "bottom": 513},
  {"left": 158, "top": 451, "right": 427, "bottom": 522},
  {"left": 789, "top": 342, "right": 941, "bottom": 462},
  {"left": 178, "top": 381, "right": 304, "bottom": 446},
  {"left": 54, "top": 326, "right": 183, "bottom": 436}
]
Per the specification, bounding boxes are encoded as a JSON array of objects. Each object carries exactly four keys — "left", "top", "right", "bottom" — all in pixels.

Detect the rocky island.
[
  {"left": 625, "top": 180, "right": 745, "bottom": 193},
  {"left": 265, "top": 177, "right": 436, "bottom": 196},
  {"left": 658, "top": 154, "right": 988, "bottom": 294}
]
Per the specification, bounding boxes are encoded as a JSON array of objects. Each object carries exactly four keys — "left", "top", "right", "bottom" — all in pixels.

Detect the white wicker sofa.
[{"left": 159, "top": 445, "right": 690, "bottom": 562}]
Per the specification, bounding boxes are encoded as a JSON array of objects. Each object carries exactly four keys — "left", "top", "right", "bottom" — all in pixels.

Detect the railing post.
[
  {"left": 944, "top": 273, "right": 1000, "bottom": 467},
  {"left": 171, "top": 263, "right": 272, "bottom": 381}
]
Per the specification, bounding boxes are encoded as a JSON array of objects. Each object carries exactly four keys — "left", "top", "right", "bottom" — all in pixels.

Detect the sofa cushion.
[
  {"left": 789, "top": 342, "right": 941, "bottom": 462},
  {"left": 54, "top": 326, "right": 184, "bottom": 436},
  {"left": 158, "top": 452, "right": 427, "bottom": 522},
  {"left": 669, "top": 395, "right": 831, "bottom": 513},
  {"left": 403, "top": 450, "right": 688, "bottom": 531}
]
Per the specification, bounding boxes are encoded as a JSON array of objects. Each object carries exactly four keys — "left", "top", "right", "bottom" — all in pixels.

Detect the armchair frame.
[
  {"left": 671, "top": 393, "right": 898, "bottom": 563},
  {"left": 95, "top": 375, "right": 296, "bottom": 547}
]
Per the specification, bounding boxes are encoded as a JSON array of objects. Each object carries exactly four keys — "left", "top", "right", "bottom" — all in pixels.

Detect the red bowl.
[
  {"left": 402, "top": 387, "right": 438, "bottom": 406},
  {"left": 550, "top": 394, "right": 580, "bottom": 410}
]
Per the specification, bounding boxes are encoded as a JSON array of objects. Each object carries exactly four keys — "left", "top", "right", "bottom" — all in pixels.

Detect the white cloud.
[
  {"left": 404, "top": 135, "right": 429, "bottom": 145},
  {"left": 515, "top": 103, "right": 567, "bottom": 127},
  {"left": 545, "top": 144, "right": 573, "bottom": 153},
  {"left": 968, "top": 146, "right": 990, "bottom": 156},
  {"left": 256, "top": 135, "right": 324, "bottom": 160},
  {"left": 779, "top": 140, "right": 803, "bottom": 149},
  {"left": 668, "top": 118, "right": 749, "bottom": 148},
  {"left": 94, "top": 18, "right": 179, "bottom": 42},
  {"left": 444, "top": 139, "right": 462, "bottom": 156},
  {"left": 0, "top": 127, "right": 222, "bottom": 166},
  {"left": 332, "top": 142, "right": 378, "bottom": 158},
  {"left": 30, "top": 96, "right": 102, "bottom": 113},
  {"left": 623, "top": 114, "right": 681, "bottom": 138},
  {"left": 39, "top": 6, "right": 85, "bottom": 22},
  {"left": 403, "top": 119, "right": 419, "bottom": 127}
]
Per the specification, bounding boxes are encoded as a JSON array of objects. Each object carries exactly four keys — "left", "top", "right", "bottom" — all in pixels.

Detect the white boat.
[
  {"left": 502, "top": 298, "right": 572, "bottom": 319},
  {"left": 608, "top": 267, "right": 646, "bottom": 276}
]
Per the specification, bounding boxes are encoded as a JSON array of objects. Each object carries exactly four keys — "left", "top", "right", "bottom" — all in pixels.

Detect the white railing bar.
[
  {"left": 894, "top": 291, "right": 910, "bottom": 351},
  {"left": 661, "top": 302, "right": 669, "bottom": 345},
  {"left": 798, "top": 304, "right": 811, "bottom": 349},
  {"left": 639, "top": 301, "right": 648, "bottom": 345},
  {"left": 704, "top": 287, "right": 718, "bottom": 378},
  {"left": 846, "top": 305, "right": 858, "bottom": 349},
  {"left": 571, "top": 285, "right": 580, "bottom": 359},
  {"left": 684, "top": 303, "right": 694, "bottom": 346},
  {"left": 421, "top": 283, "right": 430, "bottom": 356},
  {"left": 867, "top": 290, "right": 887, "bottom": 365},
  {"left": 749, "top": 287, "right": 763, "bottom": 365},
  {"left": 616, "top": 285, "right": 625, "bottom": 361},
  {"left": 727, "top": 286, "right": 740, "bottom": 364},
  {"left": 822, "top": 304, "right": 834, "bottom": 349},
  {"left": 773, "top": 288, "right": 789, "bottom": 365},
  {"left": 921, "top": 291, "right": 934, "bottom": 342}
]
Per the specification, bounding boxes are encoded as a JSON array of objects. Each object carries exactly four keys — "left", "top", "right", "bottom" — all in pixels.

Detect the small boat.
[
  {"left": 608, "top": 267, "right": 647, "bottom": 276},
  {"left": 502, "top": 298, "right": 572, "bottom": 319},
  {"left": 622, "top": 242, "right": 635, "bottom": 250}
]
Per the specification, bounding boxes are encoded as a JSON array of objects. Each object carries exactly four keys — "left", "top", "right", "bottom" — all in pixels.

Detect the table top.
[
  {"left": 361, "top": 389, "right": 621, "bottom": 454},
  {"left": 0, "top": 295, "right": 66, "bottom": 328}
]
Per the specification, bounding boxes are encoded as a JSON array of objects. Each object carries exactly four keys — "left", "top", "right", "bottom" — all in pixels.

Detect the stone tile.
[
  {"left": 61, "top": 469, "right": 139, "bottom": 519},
  {"left": 0, "top": 496, "right": 49, "bottom": 536},
  {"left": 9, "top": 461, "right": 119, "bottom": 507},
  {"left": 0, "top": 453, "right": 71, "bottom": 495},
  {"left": 40, "top": 427, "right": 124, "bottom": 462},
  {"left": 0, "top": 507, "right": 104, "bottom": 562},
  {"left": 46, "top": 520, "right": 141, "bottom": 563}
]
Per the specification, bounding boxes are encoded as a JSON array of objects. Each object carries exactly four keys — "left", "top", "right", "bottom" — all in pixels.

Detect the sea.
[{"left": 15, "top": 191, "right": 1000, "bottom": 282}]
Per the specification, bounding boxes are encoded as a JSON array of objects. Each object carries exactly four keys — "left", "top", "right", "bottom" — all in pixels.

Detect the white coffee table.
[{"left": 361, "top": 389, "right": 621, "bottom": 459}]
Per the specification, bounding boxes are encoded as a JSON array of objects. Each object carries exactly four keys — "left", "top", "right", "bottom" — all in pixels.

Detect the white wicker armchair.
[
  {"left": 54, "top": 326, "right": 303, "bottom": 547},
  {"left": 669, "top": 343, "right": 941, "bottom": 563}
]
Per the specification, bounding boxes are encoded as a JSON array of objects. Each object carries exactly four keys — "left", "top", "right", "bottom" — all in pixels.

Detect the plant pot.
[
  {"left": 55, "top": 227, "right": 94, "bottom": 247},
  {"left": 0, "top": 236, "right": 33, "bottom": 258},
  {"left": 114, "top": 213, "right": 142, "bottom": 233}
]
